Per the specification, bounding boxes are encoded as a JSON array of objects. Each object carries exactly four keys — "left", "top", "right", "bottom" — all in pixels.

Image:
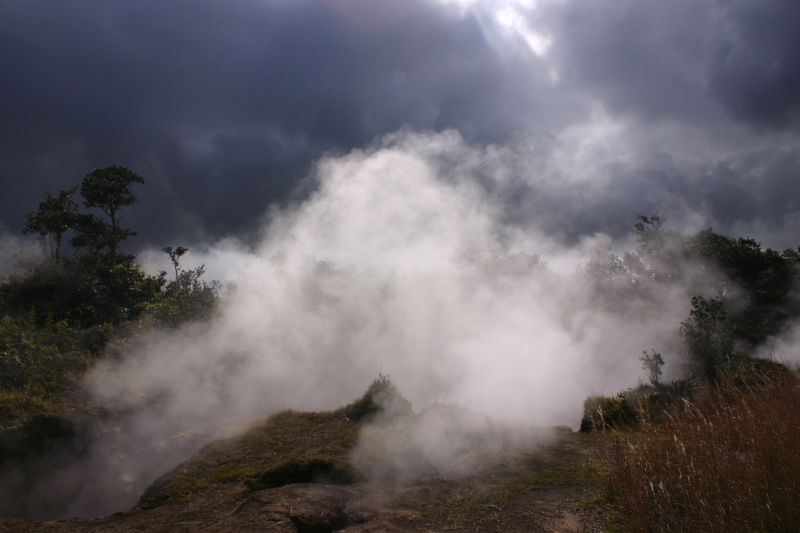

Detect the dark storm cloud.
[
  {"left": 541, "top": 0, "right": 800, "bottom": 128},
  {"left": 0, "top": 0, "right": 798, "bottom": 253},
  {"left": 707, "top": 0, "right": 800, "bottom": 128},
  {"left": 525, "top": 0, "right": 800, "bottom": 246},
  {"left": 541, "top": 0, "right": 717, "bottom": 124},
  {"left": 0, "top": 0, "right": 566, "bottom": 248}
]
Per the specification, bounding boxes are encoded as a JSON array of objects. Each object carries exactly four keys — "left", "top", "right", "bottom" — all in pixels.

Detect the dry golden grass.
[{"left": 603, "top": 369, "right": 800, "bottom": 532}]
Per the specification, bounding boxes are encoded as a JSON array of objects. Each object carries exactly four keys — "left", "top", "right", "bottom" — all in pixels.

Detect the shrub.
[
  {"left": 0, "top": 315, "right": 86, "bottom": 396},
  {"left": 146, "top": 266, "right": 219, "bottom": 327},
  {"left": 1, "top": 257, "right": 162, "bottom": 328},
  {"left": 580, "top": 390, "right": 638, "bottom": 432},
  {"left": 342, "top": 375, "right": 412, "bottom": 422}
]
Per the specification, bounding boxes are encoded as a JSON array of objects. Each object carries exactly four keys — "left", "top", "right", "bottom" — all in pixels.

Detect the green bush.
[
  {"left": 0, "top": 257, "right": 163, "bottom": 328},
  {"left": 146, "top": 266, "right": 219, "bottom": 327},
  {"left": 580, "top": 390, "right": 638, "bottom": 432},
  {"left": 0, "top": 314, "right": 93, "bottom": 399}
]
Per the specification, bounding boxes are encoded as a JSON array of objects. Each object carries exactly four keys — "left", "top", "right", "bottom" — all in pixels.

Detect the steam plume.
[{"left": 16, "top": 130, "right": 721, "bottom": 517}]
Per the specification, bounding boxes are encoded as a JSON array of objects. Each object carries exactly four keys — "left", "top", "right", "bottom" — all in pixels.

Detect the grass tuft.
[{"left": 602, "top": 369, "right": 800, "bottom": 532}]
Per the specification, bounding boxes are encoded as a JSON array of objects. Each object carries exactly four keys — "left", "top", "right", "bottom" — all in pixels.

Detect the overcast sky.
[{"left": 1, "top": 0, "right": 798, "bottom": 254}]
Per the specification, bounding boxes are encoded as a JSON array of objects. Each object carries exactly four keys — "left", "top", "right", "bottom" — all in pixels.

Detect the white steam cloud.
[
  {"left": 45, "top": 130, "right": 710, "bottom": 517},
  {"left": 757, "top": 320, "right": 800, "bottom": 368}
]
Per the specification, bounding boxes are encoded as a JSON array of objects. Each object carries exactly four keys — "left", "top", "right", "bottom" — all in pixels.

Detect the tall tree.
[
  {"left": 78, "top": 165, "right": 144, "bottom": 261},
  {"left": 681, "top": 295, "right": 733, "bottom": 380},
  {"left": 23, "top": 187, "right": 78, "bottom": 261}
]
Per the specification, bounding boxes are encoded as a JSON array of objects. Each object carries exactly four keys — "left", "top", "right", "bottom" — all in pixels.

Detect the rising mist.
[{"left": 5, "top": 130, "right": 733, "bottom": 518}]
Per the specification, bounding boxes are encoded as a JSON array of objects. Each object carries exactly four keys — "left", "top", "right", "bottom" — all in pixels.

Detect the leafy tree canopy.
[
  {"left": 23, "top": 187, "right": 78, "bottom": 261},
  {"left": 78, "top": 165, "right": 144, "bottom": 260}
]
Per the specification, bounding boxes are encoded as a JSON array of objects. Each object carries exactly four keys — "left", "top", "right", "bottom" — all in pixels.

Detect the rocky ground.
[
  {"left": 0, "top": 430, "right": 613, "bottom": 532},
  {"left": 0, "top": 386, "right": 617, "bottom": 532}
]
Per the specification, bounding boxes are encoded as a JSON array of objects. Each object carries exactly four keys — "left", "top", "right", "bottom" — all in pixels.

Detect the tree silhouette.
[
  {"left": 681, "top": 296, "right": 733, "bottom": 379},
  {"left": 23, "top": 187, "right": 78, "bottom": 261},
  {"left": 162, "top": 246, "right": 189, "bottom": 280},
  {"left": 78, "top": 165, "right": 144, "bottom": 261}
]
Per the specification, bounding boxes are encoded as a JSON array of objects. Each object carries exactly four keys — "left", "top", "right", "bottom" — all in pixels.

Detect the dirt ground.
[{"left": 0, "top": 426, "right": 614, "bottom": 533}]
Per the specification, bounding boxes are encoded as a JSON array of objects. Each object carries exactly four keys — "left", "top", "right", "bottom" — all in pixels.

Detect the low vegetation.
[
  {"left": 1, "top": 166, "right": 218, "bottom": 404},
  {"left": 582, "top": 216, "right": 800, "bottom": 531},
  {"left": 602, "top": 368, "right": 800, "bottom": 532},
  {"left": 0, "top": 167, "right": 220, "bottom": 516},
  {"left": 138, "top": 408, "right": 359, "bottom": 508},
  {"left": 138, "top": 376, "right": 404, "bottom": 508}
]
